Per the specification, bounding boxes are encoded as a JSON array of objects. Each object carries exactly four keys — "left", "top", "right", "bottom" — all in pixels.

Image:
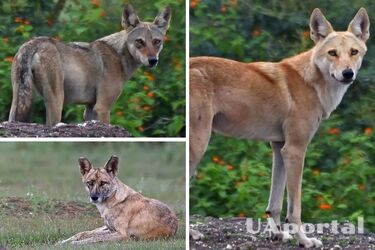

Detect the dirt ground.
[
  {"left": 190, "top": 214, "right": 375, "bottom": 250},
  {"left": 0, "top": 121, "right": 131, "bottom": 137}
]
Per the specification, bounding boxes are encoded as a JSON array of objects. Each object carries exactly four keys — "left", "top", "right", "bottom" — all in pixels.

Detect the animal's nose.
[
  {"left": 148, "top": 56, "right": 158, "bottom": 66},
  {"left": 342, "top": 69, "right": 354, "bottom": 80},
  {"left": 91, "top": 196, "right": 98, "bottom": 201}
]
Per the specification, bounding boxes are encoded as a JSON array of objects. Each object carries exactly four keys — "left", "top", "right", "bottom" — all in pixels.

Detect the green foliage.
[
  {"left": 0, "top": 0, "right": 185, "bottom": 136},
  {"left": 190, "top": 0, "right": 375, "bottom": 232}
]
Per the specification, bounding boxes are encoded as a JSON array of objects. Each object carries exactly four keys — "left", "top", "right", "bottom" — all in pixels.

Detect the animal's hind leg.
[
  {"left": 71, "top": 232, "right": 125, "bottom": 245},
  {"left": 43, "top": 88, "right": 64, "bottom": 126}
]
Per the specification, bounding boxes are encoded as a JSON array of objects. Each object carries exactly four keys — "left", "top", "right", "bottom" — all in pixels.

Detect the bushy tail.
[{"left": 8, "top": 44, "right": 36, "bottom": 122}]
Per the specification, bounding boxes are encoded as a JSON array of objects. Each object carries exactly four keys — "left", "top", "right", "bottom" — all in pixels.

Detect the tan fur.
[
  {"left": 57, "top": 155, "right": 177, "bottom": 245},
  {"left": 8, "top": 4, "right": 171, "bottom": 126},
  {"left": 190, "top": 8, "right": 369, "bottom": 248}
]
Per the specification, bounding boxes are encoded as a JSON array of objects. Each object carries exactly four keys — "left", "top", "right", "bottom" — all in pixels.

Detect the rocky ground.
[
  {"left": 190, "top": 214, "right": 375, "bottom": 250},
  {"left": 0, "top": 121, "right": 131, "bottom": 137}
]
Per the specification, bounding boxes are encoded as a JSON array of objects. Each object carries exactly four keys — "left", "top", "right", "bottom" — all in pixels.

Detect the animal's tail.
[{"left": 8, "top": 43, "right": 37, "bottom": 122}]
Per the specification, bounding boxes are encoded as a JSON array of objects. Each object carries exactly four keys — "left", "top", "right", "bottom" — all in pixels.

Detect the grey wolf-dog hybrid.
[
  {"left": 190, "top": 8, "right": 369, "bottom": 248},
  {"left": 57, "top": 155, "right": 177, "bottom": 245},
  {"left": 9, "top": 4, "right": 171, "bottom": 126}
]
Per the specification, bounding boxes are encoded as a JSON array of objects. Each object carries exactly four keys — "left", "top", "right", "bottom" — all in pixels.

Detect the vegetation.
[
  {"left": 190, "top": 0, "right": 375, "bottom": 232},
  {"left": 0, "top": 142, "right": 185, "bottom": 249},
  {"left": 0, "top": 0, "right": 185, "bottom": 137}
]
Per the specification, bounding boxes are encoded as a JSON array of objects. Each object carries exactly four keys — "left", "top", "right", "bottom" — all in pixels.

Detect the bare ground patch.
[
  {"left": 0, "top": 121, "right": 131, "bottom": 137},
  {"left": 190, "top": 214, "right": 375, "bottom": 250}
]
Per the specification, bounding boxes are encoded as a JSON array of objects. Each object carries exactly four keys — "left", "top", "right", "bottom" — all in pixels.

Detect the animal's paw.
[
  {"left": 271, "top": 231, "right": 293, "bottom": 242},
  {"left": 55, "top": 239, "right": 70, "bottom": 245},
  {"left": 190, "top": 228, "right": 204, "bottom": 240},
  {"left": 298, "top": 237, "right": 323, "bottom": 248}
]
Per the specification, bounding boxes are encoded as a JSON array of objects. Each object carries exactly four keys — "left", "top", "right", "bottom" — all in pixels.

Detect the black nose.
[
  {"left": 91, "top": 196, "right": 98, "bottom": 201},
  {"left": 342, "top": 69, "right": 354, "bottom": 80},
  {"left": 148, "top": 57, "right": 158, "bottom": 66}
]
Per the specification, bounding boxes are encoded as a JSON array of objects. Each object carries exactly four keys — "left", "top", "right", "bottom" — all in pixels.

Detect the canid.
[
  {"left": 8, "top": 4, "right": 171, "bottom": 126},
  {"left": 190, "top": 8, "right": 369, "bottom": 248},
  {"left": 57, "top": 155, "right": 178, "bottom": 245}
]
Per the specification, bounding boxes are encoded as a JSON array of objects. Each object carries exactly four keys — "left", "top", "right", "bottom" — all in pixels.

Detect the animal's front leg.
[
  {"left": 56, "top": 225, "right": 109, "bottom": 245},
  {"left": 281, "top": 143, "right": 322, "bottom": 248},
  {"left": 84, "top": 104, "right": 96, "bottom": 121},
  {"left": 71, "top": 231, "right": 126, "bottom": 245},
  {"left": 265, "top": 141, "right": 292, "bottom": 242}
]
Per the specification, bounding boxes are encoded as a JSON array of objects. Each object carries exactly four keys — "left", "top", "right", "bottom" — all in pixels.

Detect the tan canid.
[
  {"left": 8, "top": 4, "right": 171, "bottom": 126},
  {"left": 57, "top": 155, "right": 178, "bottom": 245},
  {"left": 190, "top": 8, "right": 369, "bottom": 248}
]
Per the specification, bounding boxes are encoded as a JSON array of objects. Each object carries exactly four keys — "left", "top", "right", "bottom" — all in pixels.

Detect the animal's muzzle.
[
  {"left": 148, "top": 56, "right": 158, "bottom": 67},
  {"left": 342, "top": 68, "right": 354, "bottom": 81}
]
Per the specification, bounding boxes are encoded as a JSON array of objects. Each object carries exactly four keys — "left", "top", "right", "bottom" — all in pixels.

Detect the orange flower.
[
  {"left": 3, "top": 37, "right": 9, "bottom": 43},
  {"left": 47, "top": 18, "right": 53, "bottom": 27},
  {"left": 100, "top": 11, "right": 107, "bottom": 17},
  {"left": 143, "top": 105, "right": 151, "bottom": 112},
  {"left": 173, "top": 58, "right": 182, "bottom": 70},
  {"left": 23, "top": 19, "right": 30, "bottom": 25},
  {"left": 14, "top": 16, "right": 23, "bottom": 23},
  {"left": 302, "top": 30, "right": 310, "bottom": 39},
  {"left": 319, "top": 204, "right": 332, "bottom": 210},
  {"left": 226, "top": 165, "right": 234, "bottom": 170},
  {"left": 219, "top": 160, "right": 225, "bottom": 165},
  {"left": 90, "top": 0, "right": 100, "bottom": 7},
  {"left": 220, "top": 5, "right": 227, "bottom": 13},
  {"left": 229, "top": 0, "right": 238, "bottom": 7},
  {"left": 144, "top": 71, "right": 155, "bottom": 81},
  {"left": 115, "top": 111, "right": 124, "bottom": 117},
  {"left": 312, "top": 168, "right": 320, "bottom": 176},
  {"left": 364, "top": 127, "right": 373, "bottom": 136},
  {"left": 328, "top": 127, "right": 340, "bottom": 135},
  {"left": 190, "top": 0, "right": 200, "bottom": 9},
  {"left": 343, "top": 155, "right": 350, "bottom": 165},
  {"left": 143, "top": 85, "right": 150, "bottom": 91},
  {"left": 212, "top": 156, "right": 220, "bottom": 163},
  {"left": 238, "top": 211, "right": 246, "bottom": 217},
  {"left": 252, "top": 28, "right": 262, "bottom": 37},
  {"left": 138, "top": 126, "right": 145, "bottom": 132},
  {"left": 5, "top": 57, "right": 13, "bottom": 63},
  {"left": 147, "top": 92, "right": 154, "bottom": 98},
  {"left": 358, "top": 184, "right": 365, "bottom": 191}
]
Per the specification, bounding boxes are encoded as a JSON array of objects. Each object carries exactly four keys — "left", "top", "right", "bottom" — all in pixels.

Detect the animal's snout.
[
  {"left": 148, "top": 56, "right": 158, "bottom": 67},
  {"left": 342, "top": 68, "right": 354, "bottom": 80},
  {"left": 90, "top": 196, "right": 99, "bottom": 202}
]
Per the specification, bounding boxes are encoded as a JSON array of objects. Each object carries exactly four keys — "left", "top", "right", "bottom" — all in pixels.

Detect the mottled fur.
[
  {"left": 9, "top": 4, "right": 171, "bottom": 126},
  {"left": 57, "top": 155, "right": 178, "bottom": 245}
]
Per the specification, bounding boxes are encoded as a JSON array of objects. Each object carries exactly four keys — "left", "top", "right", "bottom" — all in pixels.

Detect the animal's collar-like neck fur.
[
  {"left": 284, "top": 50, "right": 350, "bottom": 119},
  {"left": 98, "top": 31, "right": 141, "bottom": 80}
]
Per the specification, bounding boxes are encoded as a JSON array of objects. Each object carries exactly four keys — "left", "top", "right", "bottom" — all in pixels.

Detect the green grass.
[{"left": 0, "top": 142, "right": 186, "bottom": 249}]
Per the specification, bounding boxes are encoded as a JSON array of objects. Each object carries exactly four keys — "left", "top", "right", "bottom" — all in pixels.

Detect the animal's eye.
[
  {"left": 135, "top": 39, "right": 145, "bottom": 47},
  {"left": 153, "top": 39, "right": 161, "bottom": 46},
  {"left": 351, "top": 49, "right": 359, "bottom": 56},
  {"left": 328, "top": 50, "right": 337, "bottom": 57},
  {"left": 86, "top": 181, "right": 94, "bottom": 186},
  {"left": 100, "top": 181, "right": 109, "bottom": 186}
]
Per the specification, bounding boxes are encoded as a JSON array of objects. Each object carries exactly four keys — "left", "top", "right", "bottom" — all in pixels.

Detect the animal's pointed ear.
[
  {"left": 79, "top": 157, "right": 92, "bottom": 176},
  {"left": 309, "top": 8, "right": 334, "bottom": 43},
  {"left": 153, "top": 6, "right": 171, "bottom": 34},
  {"left": 348, "top": 8, "right": 370, "bottom": 42},
  {"left": 104, "top": 155, "right": 119, "bottom": 178},
  {"left": 122, "top": 4, "right": 140, "bottom": 30}
]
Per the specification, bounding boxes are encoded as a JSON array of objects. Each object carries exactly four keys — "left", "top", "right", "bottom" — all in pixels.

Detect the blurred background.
[
  {"left": 0, "top": 142, "right": 185, "bottom": 249},
  {"left": 190, "top": 0, "right": 375, "bottom": 231},
  {"left": 0, "top": 0, "right": 185, "bottom": 137}
]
